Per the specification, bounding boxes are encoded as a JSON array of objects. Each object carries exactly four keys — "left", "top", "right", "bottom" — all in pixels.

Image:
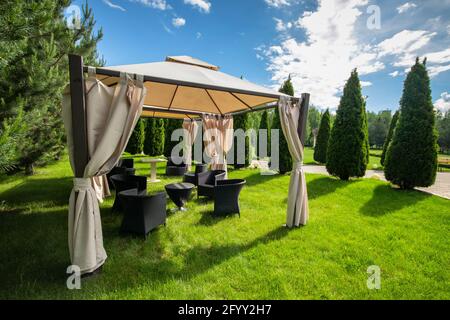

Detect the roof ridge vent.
[{"left": 166, "top": 55, "right": 220, "bottom": 71}]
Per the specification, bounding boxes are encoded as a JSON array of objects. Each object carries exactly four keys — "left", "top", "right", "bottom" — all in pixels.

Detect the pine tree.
[
  {"left": 126, "top": 119, "right": 145, "bottom": 155},
  {"left": 164, "top": 119, "right": 183, "bottom": 157},
  {"left": 273, "top": 75, "right": 294, "bottom": 173},
  {"left": 258, "top": 110, "right": 271, "bottom": 157},
  {"left": 326, "top": 69, "right": 369, "bottom": 180},
  {"left": 314, "top": 109, "right": 331, "bottom": 164},
  {"left": 380, "top": 111, "right": 399, "bottom": 166},
  {"left": 0, "top": 0, "right": 103, "bottom": 174},
  {"left": 144, "top": 118, "right": 165, "bottom": 156},
  {"left": 384, "top": 59, "right": 438, "bottom": 189}
]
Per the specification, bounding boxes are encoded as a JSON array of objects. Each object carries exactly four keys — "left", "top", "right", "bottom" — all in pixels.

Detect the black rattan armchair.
[
  {"left": 197, "top": 170, "right": 226, "bottom": 199},
  {"left": 118, "top": 189, "right": 167, "bottom": 238},
  {"left": 119, "top": 158, "right": 134, "bottom": 169},
  {"left": 213, "top": 179, "right": 246, "bottom": 217},
  {"left": 165, "top": 157, "right": 188, "bottom": 176},
  {"left": 107, "top": 159, "right": 136, "bottom": 190},
  {"left": 110, "top": 174, "right": 147, "bottom": 212},
  {"left": 183, "top": 163, "right": 208, "bottom": 186}
]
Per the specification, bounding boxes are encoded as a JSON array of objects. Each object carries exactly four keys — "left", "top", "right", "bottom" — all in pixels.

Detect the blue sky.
[{"left": 71, "top": 0, "right": 450, "bottom": 113}]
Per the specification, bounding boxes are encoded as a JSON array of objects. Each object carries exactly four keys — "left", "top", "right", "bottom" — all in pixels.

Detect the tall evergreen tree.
[
  {"left": 126, "top": 119, "right": 145, "bottom": 155},
  {"left": 326, "top": 69, "right": 369, "bottom": 180},
  {"left": 164, "top": 119, "right": 183, "bottom": 157},
  {"left": 314, "top": 109, "right": 331, "bottom": 164},
  {"left": 437, "top": 111, "right": 450, "bottom": 153},
  {"left": 0, "top": 0, "right": 103, "bottom": 174},
  {"left": 380, "top": 111, "right": 399, "bottom": 166},
  {"left": 384, "top": 59, "right": 438, "bottom": 189},
  {"left": 144, "top": 118, "right": 165, "bottom": 156},
  {"left": 258, "top": 110, "right": 271, "bottom": 157},
  {"left": 273, "top": 75, "right": 294, "bottom": 174},
  {"left": 233, "top": 112, "right": 251, "bottom": 168}
]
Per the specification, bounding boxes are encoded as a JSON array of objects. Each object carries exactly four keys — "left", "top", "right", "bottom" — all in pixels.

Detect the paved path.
[{"left": 303, "top": 165, "right": 450, "bottom": 200}]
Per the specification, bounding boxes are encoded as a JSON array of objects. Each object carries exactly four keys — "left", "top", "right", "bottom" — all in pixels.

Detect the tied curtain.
[
  {"left": 62, "top": 70, "right": 146, "bottom": 274},
  {"left": 278, "top": 96, "right": 309, "bottom": 227},
  {"left": 202, "top": 115, "right": 233, "bottom": 175},
  {"left": 182, "top": 119, "right": 199, "bottom": 167}
]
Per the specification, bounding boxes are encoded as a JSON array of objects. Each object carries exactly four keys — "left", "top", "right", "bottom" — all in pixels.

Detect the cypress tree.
[
  {"left": 314, "top": 109, "right": 331, "bottom": 164},
  {"left": 384, "top": 58, "right": 438, "bottom": 189},
  {"left": 144, "top": 118, "right": 165, "bottom": 156},
  {"left": 326, "top": 69, "right": 369, "bottom": 180},
  {"left": 233, "top": 112, "right": 251, "bottom": 168},
  {"left": 164, "top": 119, "right": 183, "bottom": 157},
  {"left": 126, "top": 119, "right": 145, "bottom": 155},
  {"left": 258, "top": 110, "right": 271, "bottom": 157},
  {"left": 273, "top": 75, "right": 294, "bottom": 174},
  {"left": 380, "top": 111, "right": 399, "bottom": 166}
]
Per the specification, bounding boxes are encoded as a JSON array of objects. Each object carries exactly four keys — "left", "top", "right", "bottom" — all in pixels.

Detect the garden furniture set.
[{"left": 109, "top": 159, "right": 246, "bottom": 238}]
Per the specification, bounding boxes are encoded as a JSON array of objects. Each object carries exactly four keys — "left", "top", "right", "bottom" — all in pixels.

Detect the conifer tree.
[
  {"left": 380, "top": 111, "right": 399, "bottom": 166},
  {"left": 314, "top": 109, "right": 331, "bottom": 164},
  {"left": 384, "top": 58, "right": 438, "bottom": 189},
  {"left": 326, "top": 69, "right": 369, "bottom": 180}
]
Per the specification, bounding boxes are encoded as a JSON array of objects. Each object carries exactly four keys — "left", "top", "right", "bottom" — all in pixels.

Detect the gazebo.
[{"left": 64, "top": 54, "right": 310, "bottom": 275}]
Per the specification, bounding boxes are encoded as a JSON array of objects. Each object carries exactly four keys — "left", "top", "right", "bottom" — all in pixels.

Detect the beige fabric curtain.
[
  {"left": 62, "top": 71, "right": 146, "bottom": 274},
  {"left": 215, "top": 116, "right": 234, "bottom": 175},
  {"left": 202, "top": 115, "right": 220, "bottom": 168},
  {"left": 182, "top": 119, "right": 199, "bottom": 167},
  {"left": 278, "top": 96, "right": 309, "bottom": 227}
]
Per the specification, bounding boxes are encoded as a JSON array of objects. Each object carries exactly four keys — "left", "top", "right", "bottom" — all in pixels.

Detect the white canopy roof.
[{"left": 91, "top": 56, "right": 286, "bottom": 119}]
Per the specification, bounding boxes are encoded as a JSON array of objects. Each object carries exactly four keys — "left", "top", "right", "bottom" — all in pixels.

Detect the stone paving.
[{"left": 303, "top": 165, "right": 450, "bottom": 200}]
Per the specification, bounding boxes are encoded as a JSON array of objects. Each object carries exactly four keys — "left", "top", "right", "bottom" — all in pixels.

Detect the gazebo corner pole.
[
  {"left": 68, "top": 54, "right": 89, "bottom": 177},
  {"left": 298, "top": 93, "right": 310, "bottom": 145}
]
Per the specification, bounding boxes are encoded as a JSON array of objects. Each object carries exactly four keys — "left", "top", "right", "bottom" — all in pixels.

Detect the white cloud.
[
  {"left": 396, "top": 2, "right": 417, "bottom": 14},
  {"left": 377, "top": 30, "right": 436, "bottom": 58},
  {"left": 389, "top": 71, "right": 400, "bottom": 77},
  {"left": 103, "top": 0, "right": 126, "bottom": 11},
  {"left": 265, "top": 0, "right": 291, "bottom": 8},
  {"left": 172, "top": 17, "right": 186, "bottom": 28},
  {"left": 428, "top": 64, "right": 450, "bottom": 78},
  {"left": 263, "top": 0, "right": 382, "bottom": 108},
  {"left": 435, "top": 92, "right": 450, "bottom": 112},
  {"left": 130, "top": 0, "right": 171, "bottom": 10},
  {"left": 184, "top": 0, "right": 211, "bottom": 13},
  {"left": 274, "top": 18, "right": 293, "bottom": 32},
  {"left": 361, "top": 81, "right": 372, "bottom": 87}
]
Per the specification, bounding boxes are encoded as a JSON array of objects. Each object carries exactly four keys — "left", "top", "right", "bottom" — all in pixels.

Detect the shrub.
[{"left": 144, "top": 118, "right": 165, "bottom": 156}]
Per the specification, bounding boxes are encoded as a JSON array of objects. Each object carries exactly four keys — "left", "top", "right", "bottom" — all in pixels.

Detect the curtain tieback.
[
  {"left": 73, "top": 178, "right": 93, "bottom": 192},
  {"left": 294, "top": 161, "right": 303, "bottom": 171}
]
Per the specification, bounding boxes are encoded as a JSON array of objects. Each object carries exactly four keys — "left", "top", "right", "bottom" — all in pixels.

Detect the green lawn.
[
  {"left": 304, "top": 147, "right": 382, "bottom": 170},
  {"left": 0, "top": 155, "right": 449, "bottom": 299}
]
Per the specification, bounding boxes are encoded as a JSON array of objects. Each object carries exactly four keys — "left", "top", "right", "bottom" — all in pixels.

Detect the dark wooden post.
[
  {"left": 298, "top": 93, "right": 310, "bottom": 146},
  {"left": 68, "top": 54, "right": 89, "bottom": 177}
]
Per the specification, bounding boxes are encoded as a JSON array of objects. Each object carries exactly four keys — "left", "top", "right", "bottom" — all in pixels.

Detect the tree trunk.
[{"left": 25, "top": 163, "right": 34, "bottom": 175}]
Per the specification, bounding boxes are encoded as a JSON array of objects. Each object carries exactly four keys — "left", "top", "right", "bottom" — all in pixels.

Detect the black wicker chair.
[
  {"left": 197, "top": 170, "right": 226, "bottom": 199},
  {"left": 119, "top": 158, "right": 134, "bottom": 169},
  {"left": 165, "top": 157, "right": 188, "bottom": 176},
  {"left": 183, "top": 163, "right": 208, "bottom": 186},
  {"left": 118, "top": 189, "right": 167, "bottom": 238},
  {"left": 107, "top": 160, "right": 136, "bottom": 190},
  {"left": 110, "top": 174, "right": 147, "bottom": 212},
  {"left": 214, "top": 179, "right": 246, "bottom": 217}
]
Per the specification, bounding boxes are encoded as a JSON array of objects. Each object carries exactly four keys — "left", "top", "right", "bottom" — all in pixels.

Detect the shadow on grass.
[
  {"left": 0, "top": 208, "right": 70, "bottom": 294},
  {"left": 360, "top": 185, "right": 430, "bottom": 216},
  {"left": 0, "top": 177, "right": 72, "bottom": 208},
  {"left": 136, "top": 226, "right": 290, "bottom": 285},
  {"left": 239, "top": 171, "right": 284, "bottom": 187},
  {"left": 307, "top": 176, "right": 356, "bottom": 201}
]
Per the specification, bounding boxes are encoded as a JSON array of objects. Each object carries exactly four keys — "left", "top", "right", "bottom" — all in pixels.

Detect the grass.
[
  {"left": 0, "top": 154, "right": 449, "bottom": 299},
  {"left": 303, "top": 147, "right": 382, "bottom": 170}
]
